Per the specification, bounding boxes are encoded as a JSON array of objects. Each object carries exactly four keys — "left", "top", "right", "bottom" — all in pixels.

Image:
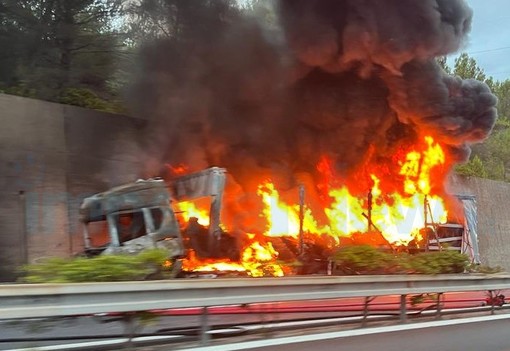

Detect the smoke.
[{"left": 131, "top": 0, "right": 497, "bottom": 193}]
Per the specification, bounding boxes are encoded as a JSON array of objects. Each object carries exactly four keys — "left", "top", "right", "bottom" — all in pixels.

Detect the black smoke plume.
[{"left": 132, "top": 0, "right": 497, "bottom": 193}]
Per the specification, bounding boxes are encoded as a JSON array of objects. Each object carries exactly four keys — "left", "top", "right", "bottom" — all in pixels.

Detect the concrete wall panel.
[
  {"left": 0, "top": 94, "right": 65, "bottom": 152},
  {"left": 0, "top": 94, "right": 145, "bottom": 280},
  {"left": 448, "top": 175, "right": 510, "bottom": 271}
]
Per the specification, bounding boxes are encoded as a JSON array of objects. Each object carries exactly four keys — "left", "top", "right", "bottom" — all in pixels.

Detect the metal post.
[
  {"left": 427, "top": 200, "right": 442, "bottom": 251},
  {"left": 367, "top": 188, "right": 373, "bottom": 232},
  {"left": 400, "top": 294, "right": 407, "bottom": 323},
  {"left": 436, "top": 293, "right": 443, "bottom": 319},
  {"left": 488, "top": 290, "right": 495, "bottom": 315},
  {"left": 424, "top": 194, "right": 428, "bottom": 228},
  {"left": 200, "top": 307, "right": 210, "bottom": 345},
  {"left": 122, "top": 313, "right": 137, "bottom": 350},
  {"left": 424, "top": 195, "right": 430, "bottom": 252},
  {"left": 362, "top": 296, "right": 371, "bottom": 326},
  {"left": 209, "top": 171, "right": 226, "bottom": 256},
  {"left": 298, "top": 184, "right": 305, "bottom": 256}
]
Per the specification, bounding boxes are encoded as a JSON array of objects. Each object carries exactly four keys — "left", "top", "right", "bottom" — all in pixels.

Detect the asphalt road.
[{"left": 240, "top": 317, "right": 510, "bottom": 351}]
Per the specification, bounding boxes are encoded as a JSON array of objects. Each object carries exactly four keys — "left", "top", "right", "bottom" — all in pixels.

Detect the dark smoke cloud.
[{"left": 132, "top": 0, "right": 497, "bottom": 193}]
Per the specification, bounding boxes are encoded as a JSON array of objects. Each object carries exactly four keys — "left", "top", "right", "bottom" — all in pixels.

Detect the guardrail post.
[
  {"left": 435, "top": 293, "right": 443, "bottom": 319},
  {"left": 362, "top": 296, "right": 373, "bottom": 327},
  {"left": 488, "top": 290, "right": 495, "bottom": 315},
  {"left": 200, "top": 307, "right": 210, "bottom": 345},
  {"left": 400, "top": 294, "right": 407, "bottom": 323},
  {"left": 122, "top": 313, "right": 137, "bottom": 350}
]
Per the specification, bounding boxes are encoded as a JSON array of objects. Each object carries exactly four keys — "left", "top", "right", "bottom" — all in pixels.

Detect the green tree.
[
  {"left": 453, "top": 52, "right": 488, "bottom": 83},
  {"left": 0, "top": 1, "right": 25, "bottom": 88},
  {"left": 455, "top": 155, "right": 488, "bottom": 178},
  {"left": 444, "top": 53, "right": 510, "bottom": 181},
  {"left": 0, "top": 0, "right": 127, "bottom": 112},
  {"left": 485, "top": 128, "right": 510, "bottom": 180},
  {"left": 125, "top": 0, "right": 239, "bottom": 42},
  {"left": 491, "top": 79, "right": 510, "bottom": 122}
]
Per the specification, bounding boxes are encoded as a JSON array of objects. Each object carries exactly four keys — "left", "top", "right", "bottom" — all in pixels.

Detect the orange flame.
[
  {"left": 256, "top": 136, "right": 448, "bottom": 245},
  {"left": 175, "top": 201, "right": 210, "bottom": 226},
  {"left": 257, "top": 182, "right": 329, "bottom": 238},
  {"left": 258, "top": 182, "right": 300, "bottom": 236},
  {"left": 178, "top": 135, "right": 451, "bottom": 275},
  {"left": 182, "top": 241, "right": 284, "bottom": 277}
]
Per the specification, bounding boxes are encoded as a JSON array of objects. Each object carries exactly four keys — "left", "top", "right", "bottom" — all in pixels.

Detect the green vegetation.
[
  {"left": 439, "top": 53, "right": 510, "bottom": 181},
  {"left": 0, "top": 0, "right": 128, "bottom": 113},
  {"left": 58, "top": 88, "right": 126, "bottom": 114},
  {"left": 20, "top": 245, "right": 487, "bottom": 283},
  {"left": 330, "top": 245, "right": 402, "bottom": 275},
  {"left": 19, "top": 249, "right": 174, "bottom": 283},
  {"left": 455, "top": 155, "right": 488, "bottom": 178},
  {"left": 468, "top": 263, "right": 504, "bottom": 274},
  {"left": 330, "top": 245, "right": 472, "bottom": 275},
  {"left": 408, "top": 250, "right": 470, "bottom": 274}
]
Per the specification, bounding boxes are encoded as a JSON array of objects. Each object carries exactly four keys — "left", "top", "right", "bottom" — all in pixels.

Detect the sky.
[{"left": 453, "top": 0, "right": 510, "bottom": 80}]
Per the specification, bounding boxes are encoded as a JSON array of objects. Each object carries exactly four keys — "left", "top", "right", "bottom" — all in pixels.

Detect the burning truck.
[
  {"left": 79, "top": 167, "right": 234, "bottom": 275},
  {"left": 80, "top": 148, "right": 481, "bottom": 277}
]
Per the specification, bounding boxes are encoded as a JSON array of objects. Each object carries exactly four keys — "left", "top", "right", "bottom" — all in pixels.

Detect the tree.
[
  {"left": 0, "top": 1, "right": 24, "bottom": 88},
  {"left": 441, "top": 53, "right": 510, "bottom": 181},
  {"left": 485, "top": 128, "right": 510, "bottom": 180},
  {"left": 453, "top": 52, "right": 488, "bottom": 83},
  {"left": 125, "top": 0, "right": 240, "bottom": 42},
  {"left": 491, "top": 80, "right": 510, "bottom": 122},
  {"left": 455, "top": 155, "right": 488, "bottom": 178},
  {"left": 0, "top": 0, "right": 127, "bottom": 111}
]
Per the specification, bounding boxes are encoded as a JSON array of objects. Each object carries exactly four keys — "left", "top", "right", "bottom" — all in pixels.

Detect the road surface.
[{"left": 220, "top": 316, "right": 510, "bottom": 351}]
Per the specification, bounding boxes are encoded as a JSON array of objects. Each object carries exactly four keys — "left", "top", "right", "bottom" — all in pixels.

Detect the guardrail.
[{"left": 2, "top": 274, "right": 510, "bottom": 320}]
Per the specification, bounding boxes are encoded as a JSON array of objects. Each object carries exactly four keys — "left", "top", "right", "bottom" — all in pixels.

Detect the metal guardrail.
[{"left": 1, "top": 274, "right": 510, "bottom": 320}]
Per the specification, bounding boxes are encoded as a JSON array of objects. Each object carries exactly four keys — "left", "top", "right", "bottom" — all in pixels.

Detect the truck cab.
[
  {"left": 79, "top": 167, "right": 231, "bottom": 266},
  {"left": 79, "top": 178, "right": 185, "bottom": 259}
]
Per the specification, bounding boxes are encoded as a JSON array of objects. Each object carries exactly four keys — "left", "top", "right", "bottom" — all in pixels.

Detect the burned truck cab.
[{"left": 79, "top": 179, "right": 185, "bottom": 259}]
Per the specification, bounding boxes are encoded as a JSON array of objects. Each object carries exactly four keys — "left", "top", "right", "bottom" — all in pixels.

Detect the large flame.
[
  {"left": 258, "top": 182, "right": 327, "bottom": 237},
  {"left": 175, "top": 201, "right": 210, "bottom": 226},
  {"left": 182, "top": 240, "right": 285, "bottom": 277},
  {"left": 178, "top": 136, "right": 450, "bottom": 276},
  {"left": 257, "top": 136, "right": 447, "bottom": 245}
]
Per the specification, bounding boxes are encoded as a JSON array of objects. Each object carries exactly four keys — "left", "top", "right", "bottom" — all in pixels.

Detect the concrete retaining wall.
[
  {"left": 0, "top": 94, "right": 145, "bottom": 280},
  {"left": 448, "top": 175, "right": 510, "bottom": 271}
]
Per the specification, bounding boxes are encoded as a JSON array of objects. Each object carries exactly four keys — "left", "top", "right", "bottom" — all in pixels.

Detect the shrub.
[
  {"left": 330, "top": 246, "right": 471, "bottom": 275},
  {"left": 330, "top": 245, "right": 403, "bottom": 275},
  {"left": 19, "top": 249, "right": 172, "bottom": 283},
  {"left": 408, "top": 250, "right": 470, "bottom": 274},
  {"left": 58, "top": 88, "right": 125, "bottom": 113},
  {"left": 467, "top": 264, "right": 504, "bottom": 274}
]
